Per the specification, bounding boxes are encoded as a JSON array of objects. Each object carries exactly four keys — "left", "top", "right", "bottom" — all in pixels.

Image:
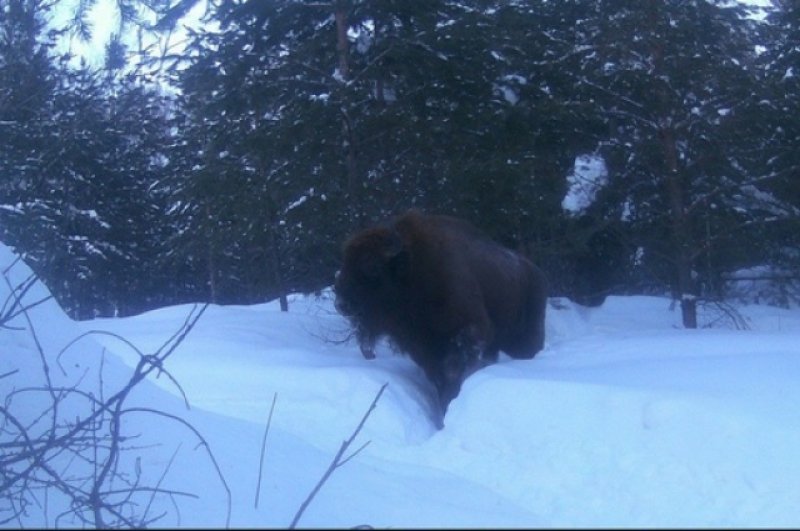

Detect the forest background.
[{"left": 2, "top": 0, "right": 798, "bottom": 329}]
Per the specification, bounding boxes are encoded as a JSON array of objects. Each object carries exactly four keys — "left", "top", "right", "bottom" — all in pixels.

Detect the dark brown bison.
[{"left": 334, "top": 209, "right": 547, "bottom": 427}]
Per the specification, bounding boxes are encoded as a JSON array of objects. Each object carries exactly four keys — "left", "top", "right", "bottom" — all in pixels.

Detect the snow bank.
[{"left": 4, "top": 242, "right": 800, "bottom": 528}]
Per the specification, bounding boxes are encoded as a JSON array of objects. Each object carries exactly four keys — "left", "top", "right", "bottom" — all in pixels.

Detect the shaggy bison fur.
[{"left": 334, "top": 209, "right": 547, "bottom": 427}]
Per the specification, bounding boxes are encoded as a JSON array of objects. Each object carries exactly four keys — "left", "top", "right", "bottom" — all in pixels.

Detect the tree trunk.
[
  {"left": 205, "top": 204, "right": 218, "bottom": 304},
  {"left": 661, "top": 127, "right": 697, "bottom": 328},
  {"left": 334, "top": 2, "right": 363, "bottom": 227},
  {"left": 334, "top": 4, "right": 350, "bottom": 81},
  {"left": 268, "top": 219, "right": 289, "bottom": 312},
  {"left": 207, "top": 240, "right": 217, "bottom": 304},
  {"left": 646, "top": 2, "right": 697, "bottom": 328}
]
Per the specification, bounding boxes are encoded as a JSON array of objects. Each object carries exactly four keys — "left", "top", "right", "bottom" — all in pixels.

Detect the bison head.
[{"left": 334, "top": 226, "right": 410, "bottom": 358}]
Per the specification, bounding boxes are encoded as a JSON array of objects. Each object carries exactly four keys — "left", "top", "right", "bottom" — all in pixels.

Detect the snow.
[
  {"left": 726, "top": 264, "right": 800, "bottom": 307},
  {"left": 562, "top": 154, "right": 609, "bottom": 215},
  {"left": 495, "top": 84, "right": 520, "bottom": 105},
  {"left": 4, "top": 242, "right": 800, "bottom": 528}
]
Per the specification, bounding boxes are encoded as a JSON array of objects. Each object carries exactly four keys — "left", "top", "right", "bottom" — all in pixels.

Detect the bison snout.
[{"left": 334, "top": 295, "right": 353, "bottom": 316}]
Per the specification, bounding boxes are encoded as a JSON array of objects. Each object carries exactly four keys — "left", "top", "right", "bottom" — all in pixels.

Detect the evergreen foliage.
[{"left": 1, "top": 0, "right": 798, "bottom": 323}]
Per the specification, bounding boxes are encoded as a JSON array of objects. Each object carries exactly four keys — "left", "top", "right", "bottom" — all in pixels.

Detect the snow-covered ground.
[{"left": 3, "top": 243, "right": 800, "bottom": 528}]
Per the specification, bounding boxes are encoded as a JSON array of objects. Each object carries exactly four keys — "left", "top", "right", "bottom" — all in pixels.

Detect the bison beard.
[{"left": 334, "top": 209, "right": 548, "bottom": 428}]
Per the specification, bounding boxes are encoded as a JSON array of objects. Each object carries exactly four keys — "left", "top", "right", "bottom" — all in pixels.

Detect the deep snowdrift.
[{"left": 3, "top": 243, "right": 800, "bottom": 528}]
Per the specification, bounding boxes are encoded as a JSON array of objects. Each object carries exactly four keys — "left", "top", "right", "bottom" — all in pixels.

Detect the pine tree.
[
  {"left": 0, "top": 0, "right": 59, "bottom": 254},
  {"left": 1, "top": 0, "right": 177, "bottom": 317},
  {"left": 170, "top": 0, "right": 604, "bottom": 306},
  {"left": 757, "top": 0, "right": 800, "bottom": 305},
  {"left": 570, "top": 0, "right": 769, "bottom": 326}
]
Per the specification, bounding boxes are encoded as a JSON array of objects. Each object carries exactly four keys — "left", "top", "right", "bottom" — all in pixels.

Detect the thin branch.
[
  {"left": 0, "top": 369, "right": 20, "bottom": 380},
  {"left": 142, "top": 443, "right": 184, "bottom": 525},
  {"left": 2, "top": 260, "right": 218, "bottom": 527},
  {"left": 687, "top": 170, "right": 792, "bottom": 216},
  {"left": 121, "top": 407, "right": 231, "bottom": 528},
  {"left": 1, "top": 273, "right": 51, "bottom": 327},
  {"left": 254, "top": 393, "right": 278, "bottom": 510},
  {"left": 337, "top": 440, "right": 371, "bottom": 468},
  {"left": 289, "top": 383, "right": 388, "bottom": 529},
  {"left": 154, "top": 303, "right": 209, "bottom": 360},
  {"left": 57, "top": 330, "right": 146, "bottom": 370}
]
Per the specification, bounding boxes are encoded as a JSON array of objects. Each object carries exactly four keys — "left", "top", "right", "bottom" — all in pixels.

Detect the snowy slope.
[{"left": 3, "top": 243, "right": 800, "bottom": 528}]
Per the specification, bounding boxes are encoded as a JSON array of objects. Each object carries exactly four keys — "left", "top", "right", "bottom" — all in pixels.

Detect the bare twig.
[
  {"left": 58, "top": 328, "right": 194, "bottom": 409},
  {"left": 155, "top": 304, "right": 209, "bottom": 359},
  {"left": 700, "top": 300, "right": 751, "bottom": 330},
  {"left": 1, "top": 258, "right": 224, "bottom": 528},
  {"left": 289, "top": 383, "right": 388, "bottom": 529},
  {"left": 0, "top": 272, "right": 50, "bottom": 326},
  {"left": 0, "top": 368, "right": 19, "bottom": 379},
  {"left": 142, "top": 443, "right": 183, "bottom": 524},
  {"left": 122, "top": 407, "right": 232, "bottom": 528},
  {"left": 255, "top": 393, "right": 278, "bottom": 510}
]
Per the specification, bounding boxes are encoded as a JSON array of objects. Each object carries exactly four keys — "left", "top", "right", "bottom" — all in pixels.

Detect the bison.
[{"left": 334, "top": 209, "right": 547, "bottom": 427}]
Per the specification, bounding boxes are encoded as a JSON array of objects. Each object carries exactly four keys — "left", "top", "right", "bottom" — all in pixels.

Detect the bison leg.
[
  {"left": 355, "top": 325, "right": 378, "bottom": 360},
  {"left": 503, "top": 281, "right": 547, "bottom": 359},
  {"left": 357, "top": 339, "right": 376, "bottom": 358},
  {"left": 527, "top": 270, "right": 548, "bottom": 354},
  {"left": 429, "top": 338, "right": 489, "bottom": 428},
  {"left": 416, "top": 351, "right": 468, "bottom": 429},
  {"left": 516, "top": 290, "right": 546, "bottom": 358}
]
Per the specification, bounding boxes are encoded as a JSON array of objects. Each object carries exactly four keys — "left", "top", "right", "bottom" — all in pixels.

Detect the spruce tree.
[{"left": 571, "top": 0, "right": 768, "bottom": 326}]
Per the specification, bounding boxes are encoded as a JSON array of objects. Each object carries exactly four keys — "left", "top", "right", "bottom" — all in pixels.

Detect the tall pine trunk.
[
  {"left": 205, "top": 204, "right": 218, "bottom": 304},
  {"left": 647, "top": 2, "right": 698, "bottom": 329},
  {"left": 334, "top": 1, "right": 362, "bottom": 227},
  {"left": 269, "top": 223, "right": 289, "bottom": 313},
  {"left": 661, "top": 127, "right": 698, "bottom": 328}
]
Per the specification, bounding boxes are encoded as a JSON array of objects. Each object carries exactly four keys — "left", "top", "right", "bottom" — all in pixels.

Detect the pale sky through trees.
[{"left": 53, "top": 0, "right": 774, "bottom": 69}]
